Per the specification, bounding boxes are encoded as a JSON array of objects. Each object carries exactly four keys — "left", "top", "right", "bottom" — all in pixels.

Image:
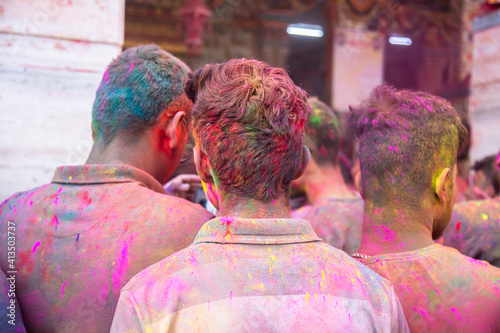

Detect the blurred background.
[{"left": 1, "top": 0, "right": 500, "bottom": 201}]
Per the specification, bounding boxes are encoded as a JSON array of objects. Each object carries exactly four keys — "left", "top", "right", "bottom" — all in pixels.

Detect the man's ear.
[
  {"left": 354, "top": 171, "right": 364, "bottom": 199},
  {"left": 91, "top": 122, "right": 96, "bottom": 141},
  {"left": 434, "top": 167, "right": 451, "bottom": 203},
  {"left": 165, "top": 111, "right": 186, "bottom": 149},
  {"left": 193, "top": 146, "right": 213, "bottom": 184},
  {"left": 293, "top": 146, "right": 311, "bottom": 180},
  {"left": 194, "top": 146, "right": 220, "bottom": 210}
]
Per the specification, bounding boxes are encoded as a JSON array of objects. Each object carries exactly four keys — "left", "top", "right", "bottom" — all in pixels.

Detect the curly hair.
[
  {"left": 92, "top": 44, "right": 191, "bottom": 144},
  {"left": 306, "top": 97, "right": 340, "bottom": 166},
  {"left": 348, "top": 84, "right": 468, "bottom": 203},
  {"left": 185, "top": 58, "right": 310, "bottom": 201}
]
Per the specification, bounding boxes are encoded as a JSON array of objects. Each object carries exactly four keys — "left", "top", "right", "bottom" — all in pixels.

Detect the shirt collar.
[
  {"left": 193, "top": 217, "right": 322, "bottom": 245},
  {"left": 51, "top": 164, "right": 166, "bottom": 195}
]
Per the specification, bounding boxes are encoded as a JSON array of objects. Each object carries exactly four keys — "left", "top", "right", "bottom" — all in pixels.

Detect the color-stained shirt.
[
  {"left": 441, "top": 198, "right": 500, "bottom": 267},
  {"left": 303, "top": 197, "right": 364, "bottom": 254},
  {"left": 112, "top": 217, "right": 409, "bottom": 332},
  {"left": 357, "top": 244, "right": 500, "bottom": 333},
  {"left": 0, "top": 164, "right": 213, "bottom": 333}
]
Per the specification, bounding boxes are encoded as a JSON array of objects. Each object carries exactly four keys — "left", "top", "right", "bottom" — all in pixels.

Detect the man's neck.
[
  {"left": 218, "top": 192, "right": 291, "bottom": 219},
  {"left": 357, "top": 201, "right": 436, "bottom": 256},
  {"left": 85, "top": 138, "right": 163, "bottom": 183},
  {"left": 306, "top": 165, "right": 356, "bottom": 204}
]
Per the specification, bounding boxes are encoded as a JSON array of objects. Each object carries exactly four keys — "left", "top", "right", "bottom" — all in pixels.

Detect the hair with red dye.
[
  {"left": 306, "top": 97, "right": 340, "bottom": 166},
  {"left": 92, "top": 44, "right": 191, "bottom": 144},
  {"left": 185, "top": 58, "right": 310, "bottom": 201},
  {"left": 348, "top": 84, "right": 468, "bottom": 203}
]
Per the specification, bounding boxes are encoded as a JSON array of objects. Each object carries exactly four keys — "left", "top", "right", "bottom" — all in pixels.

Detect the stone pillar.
[
  {"left": 0, "top": 0, "right": 124, "bottom": 201},
  {"left": 469, "top": 11, "right": 500, "bottom": 161}
]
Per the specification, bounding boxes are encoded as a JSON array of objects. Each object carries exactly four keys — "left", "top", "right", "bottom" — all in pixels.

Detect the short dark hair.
[
  {"left": 185, "top": 59, "right": 310, "bottom": 201},
  {"left": 306, "top": 97, "right": 340, "bottom": 166},
  {"left": 348, "top": 84, "right": 468, "bottom": 203},
  {"left": 92, "top": 44, "right": 191, "bottom": 144}
]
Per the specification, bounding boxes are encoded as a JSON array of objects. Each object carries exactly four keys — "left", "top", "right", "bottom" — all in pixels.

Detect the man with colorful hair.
[
  {"left": 112, "top": 59, "right": 409, "bottom": 332},
  {"left": 349, "top": 84, "right": 500, "bottom": 332},
  {"left": 0, "top": 44, "right": 212, "bottom": 332}
]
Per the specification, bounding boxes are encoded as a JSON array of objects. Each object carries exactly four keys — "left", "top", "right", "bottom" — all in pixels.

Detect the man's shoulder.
[
  {"left": 361, "top": 244, "right": 500, "bottom": 280},
  {"left": 121, "top": 243, "right": 200, "bottom": 293},
  {"left": 441, "top": 245, "right": 500, "bottom": 275},
  {"left": 0, "top": 184, "right": 53, "bottom": 215},
  {"left": 313, "top": 241, "right": 394, "bottom": 287}
]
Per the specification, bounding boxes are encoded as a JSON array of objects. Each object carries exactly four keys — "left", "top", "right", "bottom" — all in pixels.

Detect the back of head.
[
  {"left": 92, "top": 44, "right": 191, "bottom": 144},
  {"left": 185, "top": 58, "right": 310, "bottom": 201},
  {"left": 348, "top": 84, "right": 468, "bottom": 205},
  {"left": 306, "top": 97, "right": 340, "bottom": 166}
]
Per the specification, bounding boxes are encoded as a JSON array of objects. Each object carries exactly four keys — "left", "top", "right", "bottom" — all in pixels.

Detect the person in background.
[
  {"left": 291, "top": 97, "right": 363, "bottom": 254},
  {"left": 111, "top": 59, "right": 409, "bottom": 332},
  {"left": 0, "top": 44, "right": 213, "bottom": 333},
  {"left": 442, "top": 149, "right": 500, "bottom": 267},
  {"left": 349, "top": 84, "right": 500, "bottom": 332}
]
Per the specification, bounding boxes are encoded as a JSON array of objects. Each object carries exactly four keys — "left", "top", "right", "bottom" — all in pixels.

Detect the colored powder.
[{"left": 32, "top": 241, "right": 41, "bottom": 254}]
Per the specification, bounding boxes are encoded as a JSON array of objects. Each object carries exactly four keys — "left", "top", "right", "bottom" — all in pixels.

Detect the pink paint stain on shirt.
[
  {"left": 112, "top": 241, "right": 129, "bottom": 295},
  {"left": 32, "top": 241, "right": 41, "bottom": 253},
  {"left": 61, "top": 281, "right": 67, "bottom": 299}
]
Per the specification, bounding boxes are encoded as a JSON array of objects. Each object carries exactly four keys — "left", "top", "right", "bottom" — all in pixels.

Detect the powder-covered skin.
[
  {"left": 440, "top": 197, "right": 500, "bottom": 267},
  {"left": 357, "top": 244, "right": 500, "bottom": 333},
  {"left": 0, "top": 164, "right": 212, "bottom": 333},
  {"left": 112, "top": 217, "right": 409, "bottom": 332}
]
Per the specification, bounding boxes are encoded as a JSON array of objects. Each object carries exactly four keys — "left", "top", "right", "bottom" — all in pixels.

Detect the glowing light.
[
  {"left": 389, "top": 36, "right": 412, "bottom": 46},
  {"left": 287, "top": 24, "right": 324, "bottom": 38}
]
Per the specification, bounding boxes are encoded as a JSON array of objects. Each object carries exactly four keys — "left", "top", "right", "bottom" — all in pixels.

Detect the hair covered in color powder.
[
  {"left": 306, "top": 97, "right": 340, "bottom": 167},
  {"left": 185, "top": 58, "right": 310, "bottom": 201},
  {"left": 92, "top": 44, "right": 191, "bottom": 144},
  {"left": 348, "top": 84, "right": 468, "bottom": 204}
]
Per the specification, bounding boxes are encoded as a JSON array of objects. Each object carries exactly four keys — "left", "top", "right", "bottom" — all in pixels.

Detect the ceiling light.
[
  {"left": 389, "top": 36, "right": 412, "bottom": 46},
  {"left": 287, "top": 24, "right": 324, "bottom": 38}
]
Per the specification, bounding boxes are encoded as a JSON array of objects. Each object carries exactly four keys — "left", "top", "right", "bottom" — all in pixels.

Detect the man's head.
[
  {"left": 291, "top": 97, "right": 340, "bottom": 195},
  {"left": 90, "top": 44, "right": 192, "bottom": 183},
  {"left": 305, "top": 97, "right": 340, "bottom": 166},
  {"left": 185, "top": 58, "right": 310, "bottom": 207},
  {"left": 349, "top": 84, "right": 468, "bottom": 237}
]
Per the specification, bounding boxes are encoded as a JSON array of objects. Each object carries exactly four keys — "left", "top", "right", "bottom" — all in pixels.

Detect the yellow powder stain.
[
  {"left": 306, "top": 292, "right": 310, "bottom": 303},
  {"left": 248, "top": 273, "right": 252, "bottom": 278},
  {"left": 252, "top": 283, "right": 265, "bottom": 292},
  {"left": 321, "top": 270, "right": 326, "bottom": 280},
  {"left": 481, "top": 213, "right": 488, "bottom": 220},
  {"left": 270, "top": 255, "right": 276, "bottom": 261}
]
